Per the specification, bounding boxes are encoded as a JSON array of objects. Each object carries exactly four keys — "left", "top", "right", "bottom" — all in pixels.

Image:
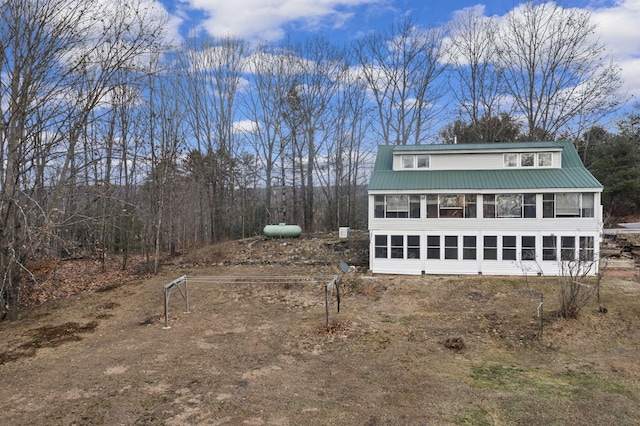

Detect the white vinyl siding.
[{"left": 392, "top": 149, "right": 562, "bottom": 171}]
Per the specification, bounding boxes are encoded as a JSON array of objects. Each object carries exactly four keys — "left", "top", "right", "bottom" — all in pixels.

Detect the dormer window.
[
  {"left": 401, "top": 154, "right": 430, "bottom": 169},
  {"left": 538, "top": 152, "right": 552, "bottom": 167},
  {"left": 521, "top": 153, "right": 535, "bottom": 167},
  {"left": 504, "top": 153, "right": 518, "bottom": 167},
  {"left": 416, "top": 155, "right": 429, "bottom": 168},
  {"left": 504, "top": 152, "right": 554, "bottom": 168}
]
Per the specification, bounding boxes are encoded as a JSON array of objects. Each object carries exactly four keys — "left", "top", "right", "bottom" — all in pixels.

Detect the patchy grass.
[
  {"left": 462, "top": 363, "right": 639, "bottom": 424},
  {"left": 0, "top": 238, "right": 639, "bottom": 425}
]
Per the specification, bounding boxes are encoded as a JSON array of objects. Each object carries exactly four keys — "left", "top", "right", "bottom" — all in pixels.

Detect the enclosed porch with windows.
[{"left": 369, "top": 231, "right": 600, "bottom": 276}]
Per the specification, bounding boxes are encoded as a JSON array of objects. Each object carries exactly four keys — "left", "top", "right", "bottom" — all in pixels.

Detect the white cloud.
[
  {"left": 587, "top": 0, "right": 640, "bottom": 99},
  {"left": 617, "top": 57, "right": 640, "bottom": 99},
  {"left": 443, "top": 1, "right": 640, "bottom": 103},
  {"left": 183, "top": 0, "right": 387, "bottom": 42},
  {"left": 234, "top": 119, "right": 259, "bottom": 134},
  {"left": 589, "top": 0, "right": 640, "bottom": 59}
]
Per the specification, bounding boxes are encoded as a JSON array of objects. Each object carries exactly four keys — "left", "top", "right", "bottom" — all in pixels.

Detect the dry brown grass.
[{"left": 0, "top": 235, "right": 638, "bottom": 425}]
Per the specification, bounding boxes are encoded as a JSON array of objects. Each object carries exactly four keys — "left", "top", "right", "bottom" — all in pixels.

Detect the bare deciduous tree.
[
  {"left": 496, "top": 2, "right": 623, "bottom": 140},
  {"left": 558, "top": 260, "right": 598, "bottom": 319},
  {"left": 178, "top": 35, "right": 247, "bottom": 241},
  {"left": 145, "top": 57, "right": 185, "bottom": 274},
  {"left": 283, "top": 37, "right": 346, "bottom": 230},
  {"left": 242, "top": 44, "right": 296, "bottom": 223},
  {"left": 0, "top": 0, "right": 168, "bottom": 319},
  {"left": 446, "top": 7, "right": 514, "bottom": 142},
  {"left": 317, "top": 62, "right": 372, "bottom": 229},
  {"left": 356, "top": 15, "right": 447, "bottom": 145}
]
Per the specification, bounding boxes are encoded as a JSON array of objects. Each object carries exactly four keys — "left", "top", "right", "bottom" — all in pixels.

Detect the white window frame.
[
  {"left": 504, "top": 153, "right": 518, "bottom": 168},
  {"left": 538, "top": 152, "right": 553, "bottom": 167},
  {"left": 504, "top": 152, "right": 555, "bottom": 168},
  {"left": 521, "top": 153, "right": 535, "bottom": 167},
  {"left": 416, "top": 155, "right": 430, "bottom": 169}
]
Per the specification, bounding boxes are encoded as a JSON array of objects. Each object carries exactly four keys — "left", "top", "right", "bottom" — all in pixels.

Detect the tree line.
[{"left": 0, "top": 0, "right": 635, "bottom": 318}]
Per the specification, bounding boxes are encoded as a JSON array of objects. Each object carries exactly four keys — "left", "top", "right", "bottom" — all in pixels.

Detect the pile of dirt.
[
  {"left": 17, "top": 231, "right": 369, "bottom": 309},
  {"left": 176, "top": 230, "right": 369, "bottom": 269}
]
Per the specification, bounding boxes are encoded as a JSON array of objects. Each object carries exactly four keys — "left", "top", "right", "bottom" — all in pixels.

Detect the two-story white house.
[{"left": 368, "top": 141, "right": 603, "bottom": 275}]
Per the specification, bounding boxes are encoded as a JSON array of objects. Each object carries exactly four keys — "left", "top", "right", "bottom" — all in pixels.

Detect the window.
[
  {"left": 400, "top": 154, "right": 430, "bottom": 169},
  {"left": 543, "top": 236, "right": 557, "bottom": 261},
  {"left": 521, "top": 236, "right": 536, "bottom": 261},
  {"left": 465, "top": 194, "right": 477, "bottom": 218},
  {"left": 427, "top": 194, "right": 477, "bottom": 218},
  {"left": 561, "top": 236, "right": 575, "bottom": 261},
  {"left": 391, "top": 235, "right": 404, "bottom": 259},
  {"left": 483, "top": 195, "right": 496, "bottom": 218},
  {"left": 463, "top": 236, "right": 477, "bottom": 260},
  {"left": 543, "top": 194, "right": 554, "bottom": 218},
  {"left": 426, "top": 195, "right": 438, "bottom": 218},
  {"left": 374, "top": 235, "right": 387, "bottom": 258},
  {"left": 496, "top": 194, "right": 522, "bottom": 218},
  {"left": 416, "top": 155, "right": 429, "bottom": 168},
  {"left": 541, "top": 193, "right": 595, "bottom": 218},
  {"left": 523, "top": 194, "right": 536, "bottom": 218},
  {"left": 427, "top": 235, "right": 440, "bottom": 259},
  {"left": 521, "top": 153, "right": 535, "bottom": 167},
  {"left": 407, "top": 235, "right": 420, "bottom": 259},
  {"left": 539, "top": 152, "right": 552, "bottom": 167},
  {"left": 374, "top": 195, "right": 421, "bottom": 218},
  {"left": 374, "top": 195, "right": 385, "bottom": 218},
  {"left": 581, "top": 193, "right": 595, "bottom": 217},
  {"left": 556, "top": 193, "right": 580, "bottom": 217},
  {"left": 484, "top": 193, "right": 536, "bottom": 218},
  {"left": 580, "top": 236, "right": 595, "bottom": 261},
  {"left": 504, "top": 153, "right": 518, "bottom": 167},
  {"left": 445, "top": 236, "right": 458, "bottom": 260},
  {"left": 502, "top": 236, "right": 517, "bottom": 260},
  {"left": 409, "top": 196, "right": 421, "bottom": 218},
  {"left": 440, "top": 194, "right": 464, "bottom": 218},
  {"left": 386, "top": 195, "right": 409, "bottom": 218},
  {"left": 504, "top": 152, "right": 555, "bottom": 168},
  {"left": 484, "top": 236, "right": 498, "bottom": 260}
]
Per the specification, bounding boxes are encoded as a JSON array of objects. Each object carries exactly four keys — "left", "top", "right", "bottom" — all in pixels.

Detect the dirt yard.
[{"left": 1, "top": 232, "right": 639, "bottom": 425}]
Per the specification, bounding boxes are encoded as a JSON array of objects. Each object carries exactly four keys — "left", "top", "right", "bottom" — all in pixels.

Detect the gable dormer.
[{"left": 392, "top": 142, "right": 563, "bottom": 171}]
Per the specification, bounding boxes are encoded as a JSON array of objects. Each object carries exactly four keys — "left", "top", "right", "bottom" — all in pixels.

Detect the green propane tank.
[{"left": 263, "top": 223, "right": 302, "bottom": 238}]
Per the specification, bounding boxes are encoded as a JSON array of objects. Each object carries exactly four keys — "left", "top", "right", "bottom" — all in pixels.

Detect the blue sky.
[{"left": 156, "top": 0, "right": 640, "bottom": 103}]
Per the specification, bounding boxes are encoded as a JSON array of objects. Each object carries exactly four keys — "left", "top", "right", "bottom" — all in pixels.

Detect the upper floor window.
[
  {"left": 543, "top": 193, "right": 594, "bottom": 218},
  {"left": 504, "top": 153, "right": 518, "bottom": 167},
  {"left": 400, "top": 154, "right": 430, "bottom": 169},
  {"left": 416, "top": 155, "right": 429, "bottom": 168},
  {"left": 521, "top": 153, "right": 535, "bottom": 167},
  {"left": 401, "top": 155, "right": 414, "bottom": 169},
  {"left": 538, "top": 152, "right": 552, "bottom": 167},
  {"left": 426, "top": 194, "right": 477, "bottom": 218},
  {"left": 374, "top": 195, "right": 421, "bottom": 218},
  {"left": 483, "top": 194, "right": 536, "bottom": 218},
  {"left": 504, "top": 152, "right": 554, "bottom": 168}
]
